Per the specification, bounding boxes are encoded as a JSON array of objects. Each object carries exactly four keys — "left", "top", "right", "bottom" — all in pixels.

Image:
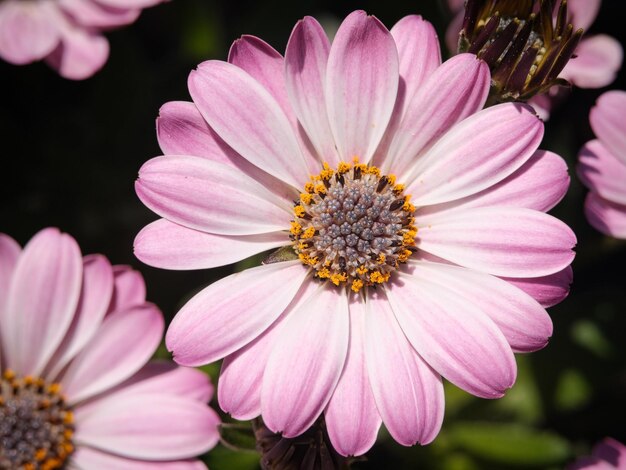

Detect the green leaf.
[
  {"left": 570, "top": 319, "right": 613, "bottom": 358},
  {"left": 204, "top": 444, "right": 260, "bottom": 470},
  {"left": 448, "top": 422, "right": 572, "bottom": 466},
  {"left": 554, "top": 369, "right": 592, "bottom": 411}
]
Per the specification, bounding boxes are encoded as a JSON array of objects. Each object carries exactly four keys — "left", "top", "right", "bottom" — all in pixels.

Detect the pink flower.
[
  {"left": 135, "top": 11, "right": 576, "bottom": 456},
  {"left": 578, "top": 90, "right": 626, "bottom": 238},
  {"left": 0, "top": 228, "right": 220, "bottom": 469},
  {"left": 568, "top": 438, "right": 626, "bottom": 469},
  {"left": 0, "top": 0, "right": 165, "bottom": 79}
]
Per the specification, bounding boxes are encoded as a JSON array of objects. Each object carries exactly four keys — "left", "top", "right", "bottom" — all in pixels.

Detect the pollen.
[
  {"left": 351, "top": 279, "right": 364, "bottom": 292},
  {"left": 314, "top": 183, "right": 327, "bottom": 195},
  {"left": 290, "top": 160, "right": 417, "bottom": 289},
  {"left": 290, "top": 221, "right": 302, "bottom": 236},
  {"left": 294, "top": 205, "right": 306, "bottom": 218}
]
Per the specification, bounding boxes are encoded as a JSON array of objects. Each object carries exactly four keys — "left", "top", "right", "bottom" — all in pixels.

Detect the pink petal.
[
  {"left": 445, "top": 11, "right": 464, "bottom": 53},
  {"left": 4, "top": 228, "right": 82, "bottom": 377},
  {"left": 46, "top": 254, "right": 114, "bottom": 379},
  {"left": 155, "top": 101, "right": 297, "bottom": 202},
  {"left": 135, "top": 218, "right": 286, "bottom": 270},
  {"left": 590, "top": 90, "right": 626, "bottom": 163},
  {"left": 417, "top": 206, "right": 576, "bottom": 278},
  {"left": 188, "top": 60, "right": 309, "bottom": 187},
  {"left": 45, "top": 13, "right": 109, "bottom": 80},
  {"left": 384, "top": 54, "right": 489, "bottom": 176},
  {"left": 561, "top": 35, "right": 623, "bottom": 88},
  {"left": 388, "top": 270, "right": 517, "bottom": 399},
  {"left": 364, "top": 289, "right": 444, "bottom": 445},
  {"left": 166, "top": 261, "right": 308, "bottom": 367},
  {"left": 285, "top": 16, "right": 339, "bottom": 166},
  {"left": 0, "top": 1, "right": 59, "bottom": 64},
  {"left": 418, "top": 150, "right": 570, "bottom": 215},
  {"left": 584, "top": 192, "right": 626, "bottom": 239},
  {"left": 93, "top": 361, "right": 213, "bottom": 406},
  {"left": 578, "top": 140, "right": 626, "bottom": 205},
  {"left": 504, "top": 267, "right": 573, "bottom": 308},
  {"left": 591, "top": 437, "right": 626, "bottom": 466},
  {"left": 326, "top": 10, "right": 399, "bottom": 163},
  {"left": 58, "top": 0, "right": 140, "bottom": 28},
  {"left": 108, "top": 264, "right": 146, "bottom": 314},
  {"left": 62, "top": 304, "right": 164, "bottom": 404},
  {"left": 228, "top": 33, "right": 320, "bottom": 172},
  {"left": 567, "top": 0, "right": 601, "bottom": 31},
  {"left": 325, "top": 298, "right": 382, "bottom": 457},
  {"left": 93, "top": 0, "right": 164, "bottom": 8},
  {"left": 218, "top": 326, "right": 273, "bottom": 420},
  {"left": 228, "top": 35, "right": 293, "bottom": 127},
  {"left": 262, "top": 285, "right": 349, "bottom": 437},
  {"left": 407, "top": 103, "right": 543, "bottom": 206},
  {"left": 136, "top": 156, "right": 291, "bottom": 236},
  {"left": 72, "top": 447, "right": 207, "bottom": 470},
  {"left": 0, "top": 233, "right": 20, "bottom": 316},
  {"left": 411, "top": 261, "right": 553, "bottom": 353},
  {"left": 156, "top": 101, "right": 222, "bottom": 158},
  {"left": 567, "top": 457, "right": 613, "bottom": 470},
  {"left": 372, "top": 15, "right": 441, "bottom": 169},
  {"left": 217, "top": 281, "right": 318, "bottom": 420},
  {"left": 390, "top": 15, "right": 441, "bottom": 113},
  {"left": 74, "top": 393, "right": 219, "bottom": 460}
]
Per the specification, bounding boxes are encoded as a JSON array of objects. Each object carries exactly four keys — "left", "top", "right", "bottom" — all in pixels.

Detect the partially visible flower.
[
  {"left": 0, "top": 0, "right": 166, "bottom": 79},
  {"left": 568, "top": 437, "right": 626, "bottom": 469},
  {"left": 135, "top": 10, "right": 575, "bottom": 457},
  {"left": 446, "top": 0, "right": 623, "bottom": 113},
  {"left": 253, "top": 417, "right": 349, "bottom": 470},
  {"left": 0, "top": 228, "right": 219, "bottom": 469},
  {"left": 578, "top": 90, "right": 626, "bottom": 238}
]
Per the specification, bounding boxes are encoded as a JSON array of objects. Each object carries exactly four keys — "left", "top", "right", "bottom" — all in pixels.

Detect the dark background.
[{"left": 1, "top": 1, "right": 625, "bottom": 468}]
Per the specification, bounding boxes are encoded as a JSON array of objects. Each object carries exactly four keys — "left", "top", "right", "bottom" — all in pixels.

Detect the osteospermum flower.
[
  {"left": 0, "top": 228, "right": 220, "bottom": 469},
  {"left": 0, "top": 0, "right": 165, "bottom": 79},
  {"left": 568, "top": 438, "right": 626, "bottom": 469},
  {"left": 578, "top": 90, "right": 626, "bottom": 238},
  {"left": 135, "top": 11, "right": 576, "bottom": 456}
]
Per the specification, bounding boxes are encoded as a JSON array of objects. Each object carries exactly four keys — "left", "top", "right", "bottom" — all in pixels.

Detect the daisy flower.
[
  {"left": 135, "top": 11, "right": 576, "bottom": 456},
  {"left": 0, "top": 228, "right": 220, "bottom": 469},
  {"left": 578, "top": 90, "right": 626, "bottom": 238},
  {"left": 0, "top": 0, "right": 165, "bottom": 79}
]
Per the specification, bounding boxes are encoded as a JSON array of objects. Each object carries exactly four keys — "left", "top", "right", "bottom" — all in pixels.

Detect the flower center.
[
  {"left": 0, "top": 370, "right": 75, "bottom": 470},
  {"left": 290, "top": 159, "right": 417, "bottom": 292}
]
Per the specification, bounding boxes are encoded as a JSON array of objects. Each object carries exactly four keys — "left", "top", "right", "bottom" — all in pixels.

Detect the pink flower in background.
[
  {"left": 0, "top": 0, "right": 165, "bottom": 79},
  {"left": 578, "top": 90, "right": 626, "bottom": 238},
  {"left": 446, "top": 0, "right": 623, "bottom": 118},
  {"left": 135, "top": 10, "right": 575, "bottom": 456},
  {"left": 568, "top": 438, "right": 626, "bottom": 469},
  {"left": 0, "top": 228, "right": 219, "bottom": 469}
]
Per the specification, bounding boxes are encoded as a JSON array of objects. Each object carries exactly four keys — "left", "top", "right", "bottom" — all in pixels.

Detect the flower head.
[
  {"left": 578, "top": 90, "right": 626, "bottom": 238},
  {"left": 0, "top": 0, "right": 165, "bottom": 79},
  {"left": 0, "top": 228, "right": 220, "bottom": 469},
  {"left": 135, "top": 10, "right": 575, "bottom": 456},
  {"left": 446, "top": 0, "right": 622, "bottom": 110}
]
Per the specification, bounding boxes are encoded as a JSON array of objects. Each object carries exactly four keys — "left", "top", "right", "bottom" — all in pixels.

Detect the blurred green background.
[{"left": 1, "top": 1, "right": 625, "bottom": 468}]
